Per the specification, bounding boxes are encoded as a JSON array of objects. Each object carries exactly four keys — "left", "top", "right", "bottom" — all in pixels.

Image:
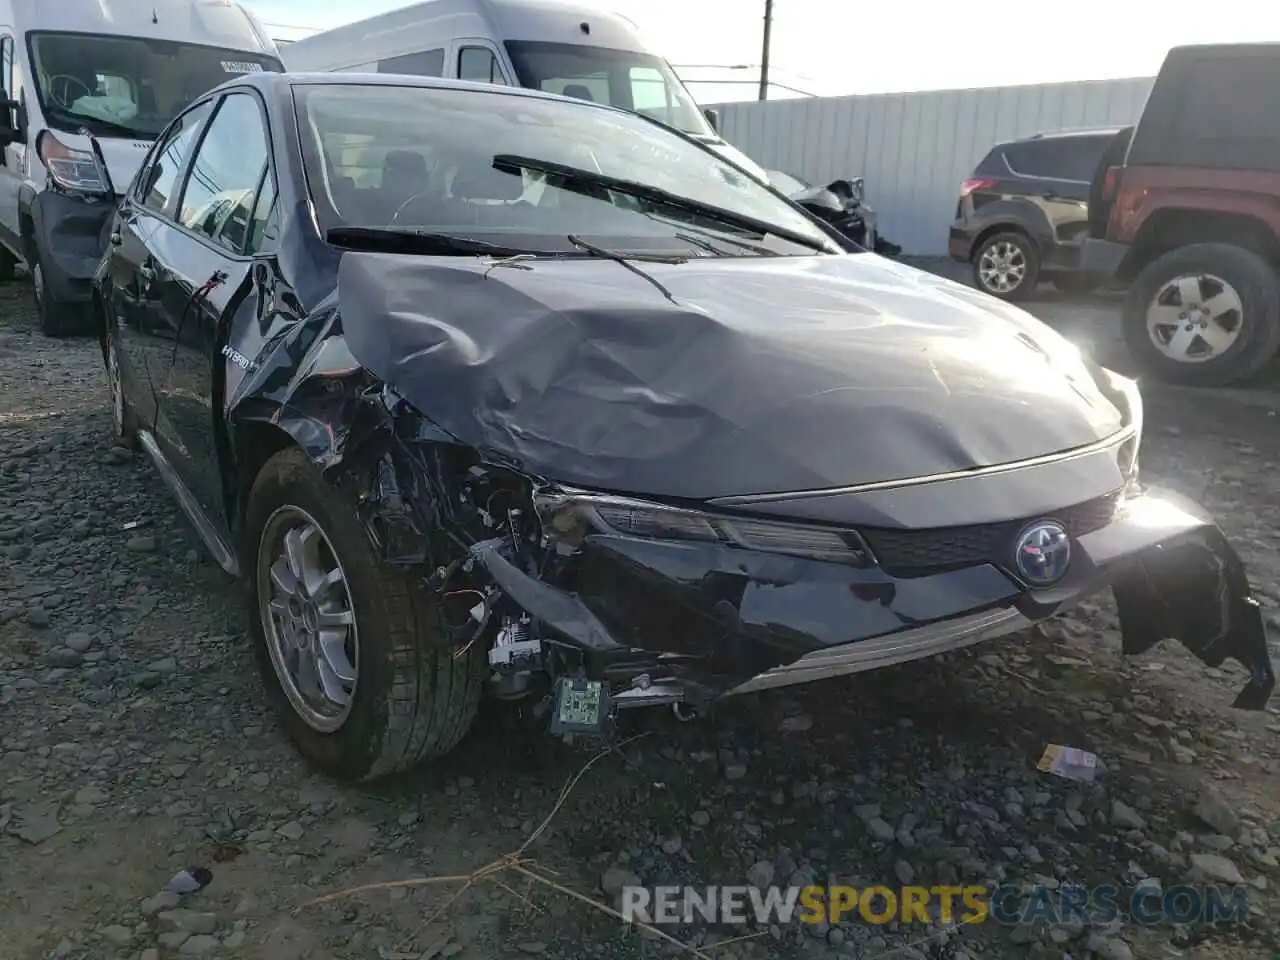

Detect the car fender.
[{"left": 968, "top": 200, "right": 1054, "bottom": 254}]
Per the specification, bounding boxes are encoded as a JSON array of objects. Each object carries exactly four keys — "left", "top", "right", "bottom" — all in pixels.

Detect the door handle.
[{"left": 109, "top": 230, "right": 122, "bottom": 246}]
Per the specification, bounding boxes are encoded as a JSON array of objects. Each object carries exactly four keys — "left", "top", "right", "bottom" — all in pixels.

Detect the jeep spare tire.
[{"left": 1123, "top": 243, "right": 1280, "bottom": 386}]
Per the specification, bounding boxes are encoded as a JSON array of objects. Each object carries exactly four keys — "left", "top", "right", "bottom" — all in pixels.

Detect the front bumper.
[
  {"left": 25, "top": 189, "right": 115, "bottom": 305},
  {"left": 475, "top": 486, "right": 1274, "bottom": 711}
]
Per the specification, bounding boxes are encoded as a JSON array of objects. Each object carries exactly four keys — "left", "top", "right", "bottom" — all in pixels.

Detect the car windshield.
[
  {"left": 293, "top": 82, "right": 836, "bottom": 256},
  {"left": 27, "top": 32, "right": 283, "bottom": 139},
  {"left": 504, "top": 40, "right": 713, "bottom": 139}
]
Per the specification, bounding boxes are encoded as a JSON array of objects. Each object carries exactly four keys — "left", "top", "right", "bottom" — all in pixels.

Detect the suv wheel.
[
  {"left": 244, "top": 447, "right": 486, "bottom": 783},
  {"left": 973, "top": 232, "right": 1040, "bottom": 301},
  {"left": 1123, "top": 243, "right": 1280, "bottom": 386}
]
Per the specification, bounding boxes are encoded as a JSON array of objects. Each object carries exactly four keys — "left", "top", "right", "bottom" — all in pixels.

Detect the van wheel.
[
  {"left": 32, "top": 251, "right": 82, "bottom": 338},
  {"left": 1123, "top": 243, "right": 1280, "bottom": 387},
  {"left": 244, "top": 447, "right": 486, "bottom": 783},
  {"left": 972, "top": 232, "right": 1040, "bottom": 301}
]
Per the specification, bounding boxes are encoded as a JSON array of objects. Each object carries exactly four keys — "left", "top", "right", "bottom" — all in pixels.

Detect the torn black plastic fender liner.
[
  {"left": 1112, "top": 527, "right": 1275, "bottom": 710},
  {"left": 469, "top": 540, "right": 627, "bottom": 653}
]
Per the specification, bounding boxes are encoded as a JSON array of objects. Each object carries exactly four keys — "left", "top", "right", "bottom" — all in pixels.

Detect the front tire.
[
  {"left": 32, "top": 248, "right": 83, "bottom": 338},
  {"left": 1122, "top": 243, "right": 1280, "bottom": 387},
  {"left": 972, "top": 231, "right": 1040, "bottom": 301},
  {"left": 244, "top": 448, "right": 486, "bottom": 782}
]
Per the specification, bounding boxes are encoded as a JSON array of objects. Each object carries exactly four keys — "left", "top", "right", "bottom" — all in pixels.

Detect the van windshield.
[
  {"left": 504, "top": 40, "right": 714, "bottom": 139},
  {"left": 28, "top": 32, "right": 283, "bottom": 140}
]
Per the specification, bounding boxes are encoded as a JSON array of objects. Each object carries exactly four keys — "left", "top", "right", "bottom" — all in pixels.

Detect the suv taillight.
[
  {"left": 960, "top": 177, "right": 996, "bottom": 198},
  {"left": 1101, "top": 166, "right": 1122, "bottom": 202}
]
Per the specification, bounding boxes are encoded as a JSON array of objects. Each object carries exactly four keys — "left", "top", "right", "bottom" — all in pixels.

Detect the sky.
[{"left": 246, "top": 0, "right": 1280, "bottom": 102}]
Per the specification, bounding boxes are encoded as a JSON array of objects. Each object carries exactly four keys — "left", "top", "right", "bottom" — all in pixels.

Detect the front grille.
[{"left": 861, "top": 491, "right": 1122, "bottom": 573}]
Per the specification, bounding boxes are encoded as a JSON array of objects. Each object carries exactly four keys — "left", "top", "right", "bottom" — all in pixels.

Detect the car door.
[
  {"left": 107, "top": 99, "right": 215, "bottom": 433},
  {"left": 147, "top": 90, "right": 275, "bottom": 541}
]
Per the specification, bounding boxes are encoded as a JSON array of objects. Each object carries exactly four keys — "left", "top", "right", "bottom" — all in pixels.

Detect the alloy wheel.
[
  {"left": 1146, "top": 273, "right": 1243, "bottom": 363},
  {"left": 977, "top": 240, "right": 1027, "bottom": 294},
  {"left": 257, "top": 506, "right": 360, "bottom": 733}
]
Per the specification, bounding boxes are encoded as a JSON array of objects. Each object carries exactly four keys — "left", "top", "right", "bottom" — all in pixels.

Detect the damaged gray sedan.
[{"left": 93, "top": 72, "right": 1274, "bottom": 782}]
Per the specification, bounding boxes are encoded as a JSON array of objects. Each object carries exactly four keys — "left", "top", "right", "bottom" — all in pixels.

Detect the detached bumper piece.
[{"left": 1112, "top": 525, "right": 1276, "bottom": 710}]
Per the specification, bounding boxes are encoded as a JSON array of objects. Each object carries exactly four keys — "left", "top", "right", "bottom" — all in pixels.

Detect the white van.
[
  {"left": 0, "top": 0, "right": 284, "bottom": 334},
  {"left": 281, "top": 0, "right": 769, "bottom": 183}
]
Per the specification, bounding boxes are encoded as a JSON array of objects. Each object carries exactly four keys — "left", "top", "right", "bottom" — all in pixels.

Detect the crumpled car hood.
[{"left": 336, "top": 251, "right": 1124, "bottom": 500}]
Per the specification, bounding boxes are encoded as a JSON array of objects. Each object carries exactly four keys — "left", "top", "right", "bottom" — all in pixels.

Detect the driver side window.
[{"left": 138, "top": 100, "right": 213, "bottom": 215}]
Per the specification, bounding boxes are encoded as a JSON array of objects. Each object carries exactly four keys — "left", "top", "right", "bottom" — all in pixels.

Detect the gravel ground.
[{"left": 3, "top": 274, "right": 1280, "bottom": 960}]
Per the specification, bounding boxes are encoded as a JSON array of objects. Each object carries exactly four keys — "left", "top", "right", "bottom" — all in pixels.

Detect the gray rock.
[
  {"left": 276, "top": 820, "right": 305, "bottom": 841},
  {"left": 98, "top": 924, "right": 135, "bottom": 946},
  {"left": 601, "top": 867, "right": 641, "bottom": 897},
  {"left": 1189, "top": 852, "right": 1245, "bottom": 884},
  {"left": 1084, "top": 933, "right": 1135, "bottom": 960},
  {"left": 156, "top": 910, "right": 219, "bottom": 935},
  {"left": 126, "top": 536, "right": 158, "bottom": 552},
  {"left": 747, "top": 860, "right": 775, "bottom": 888},
  {"left": 691, "top": 810, "right": 711, "bottom": 827},
  {"left": 1110, "top": 800, "right": 1146, "bottom": 830},
  {"left": 1192, "top": 783, "right": 1242, "bottom": 839},
  {"left": 64, "top": 631, "right": 95, "bottom": 653},
  {"left": 865, "top": 817, "right": 896, "bottom": 842},
  {"left": 179, "top": 934, "right": 220, "bottom": 955},
  {"left": 894, "top": 859, "right": 915, "bottom": 884},
  {"left": 778, "top": 714, "right": 813, "bottom": 733}
]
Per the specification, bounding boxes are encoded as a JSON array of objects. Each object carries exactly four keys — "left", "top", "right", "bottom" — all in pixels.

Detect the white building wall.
[{"left": 711, "top": 77, "right": 1156, "bottom": 257}]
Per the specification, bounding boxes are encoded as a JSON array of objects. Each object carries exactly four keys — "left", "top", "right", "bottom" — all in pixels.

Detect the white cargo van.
[
  {"left": 0, "top": 0, "right": 284, "bottom": 334},
  {"left": 281, "top": 0, "right": 769, "bottom": 183}
]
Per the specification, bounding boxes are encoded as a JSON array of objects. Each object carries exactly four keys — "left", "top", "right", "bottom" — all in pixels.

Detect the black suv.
[{"left": 949, "top": 129, "right": 1123, "bottom": 300}]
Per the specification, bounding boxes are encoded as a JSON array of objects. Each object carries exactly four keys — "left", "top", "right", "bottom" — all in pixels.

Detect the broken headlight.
[
  {"left": 534, "top": 491, "right": 874, "bottom": 566},
  {"left": 1102, "top": 368, "right": 1143, "bottom": 495}
]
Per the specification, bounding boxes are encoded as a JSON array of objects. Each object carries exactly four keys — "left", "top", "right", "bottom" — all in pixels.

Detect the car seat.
[{"left": 561, "top": 84, "right": 595, "bottom": 103}]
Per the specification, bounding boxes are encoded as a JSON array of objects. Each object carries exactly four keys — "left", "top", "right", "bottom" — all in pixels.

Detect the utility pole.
[{"left": 758, "top": 0, "right": 773, "bottom": 101}]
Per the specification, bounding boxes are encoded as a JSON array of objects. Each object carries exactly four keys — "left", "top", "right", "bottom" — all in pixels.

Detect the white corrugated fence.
[{"left": 710, "top": 77, "right": 1156, "bottom": 256}]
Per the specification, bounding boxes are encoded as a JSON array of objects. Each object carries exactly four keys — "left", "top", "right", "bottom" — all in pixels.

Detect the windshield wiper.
[
  {"left": 326, "top": 226, "right": 551, "bottom": 258},
  {"left": 492, "top": 154, "right": 833, "bottom": 254},
  {"left": 567, "top": 234, "right": 682, "bottom": 302},
  {"left": 44, "top": 103, "right": 147, "bottom": 140}
]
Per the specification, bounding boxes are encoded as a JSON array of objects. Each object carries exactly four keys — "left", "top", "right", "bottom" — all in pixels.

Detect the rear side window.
[
  {"left": 1004, "top": 137, "right": 1108, "bottom": 182},
  {"left": 1175, "top": 56, "right": 1280, "bottom": 145},
  {"left": 973, "top": 147, "right": 1007, "bottom": 177},
  {"left": 377, "top": 49, "right": 444, "bottom": 76},
  {"left": 177, "top": 93, "right": 270, "bottom": 253}
]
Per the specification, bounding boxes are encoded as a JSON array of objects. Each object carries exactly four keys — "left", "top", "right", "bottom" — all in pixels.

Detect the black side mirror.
[{"left": 703, "top": 107, "right": 719, "bottom": 132}]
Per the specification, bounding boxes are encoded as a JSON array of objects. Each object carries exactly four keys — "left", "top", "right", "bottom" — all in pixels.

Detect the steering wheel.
[{"left": 49, "top": 75, "right": 93, "bottom": 108}]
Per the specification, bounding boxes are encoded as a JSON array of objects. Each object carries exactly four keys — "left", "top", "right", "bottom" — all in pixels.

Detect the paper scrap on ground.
[{"left": 1037, "top": 743, "right": 1099, "bottom": 783}]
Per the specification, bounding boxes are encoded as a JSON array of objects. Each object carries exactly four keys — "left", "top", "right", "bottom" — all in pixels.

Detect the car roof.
[
  {"left": 1001, "top": 126, "right": 1124, "bottom": 147},
  {"left": 226, "top": 70, "right": 630, "bottom": 114}
]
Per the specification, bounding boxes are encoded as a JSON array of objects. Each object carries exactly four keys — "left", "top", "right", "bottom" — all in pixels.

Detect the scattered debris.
[{"left": 1037, "top": 744, "right": 1100, "bottom": 783}]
